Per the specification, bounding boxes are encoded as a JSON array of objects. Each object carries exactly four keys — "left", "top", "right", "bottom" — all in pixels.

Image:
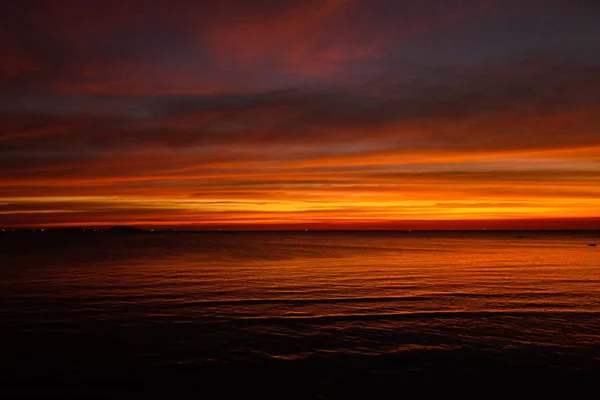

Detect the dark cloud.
[{"left": 1, "top": 54, "right": 598, "bottom": 158}]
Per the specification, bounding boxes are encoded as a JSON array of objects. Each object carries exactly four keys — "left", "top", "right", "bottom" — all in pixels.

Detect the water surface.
[{"left": 1, "top": 231, "right": 599, "bottom": 398}]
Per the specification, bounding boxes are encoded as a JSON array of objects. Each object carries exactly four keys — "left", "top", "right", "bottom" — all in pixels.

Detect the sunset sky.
[{"left": 1, "top": 0, "right": 598, "bottom": 229}]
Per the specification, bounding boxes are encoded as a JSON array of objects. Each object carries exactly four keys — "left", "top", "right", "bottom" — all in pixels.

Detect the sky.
[{"left": 1, "top": 0, "right": 599, "bottom": 229}]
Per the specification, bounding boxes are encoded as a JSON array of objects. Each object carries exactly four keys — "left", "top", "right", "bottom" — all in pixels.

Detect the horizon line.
[{"left": 2, "top": 227, "right": 599, "bottom": 233}]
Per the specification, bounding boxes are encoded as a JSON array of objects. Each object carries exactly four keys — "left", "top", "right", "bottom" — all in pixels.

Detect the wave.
[
  {"left": 2, "top": 291, "right": 592, "bottom": 310},
  {"left": 199, "top": 310, "right": 600, "bottom": 326}
]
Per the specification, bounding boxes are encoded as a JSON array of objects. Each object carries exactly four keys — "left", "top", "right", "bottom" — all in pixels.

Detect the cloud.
[
  {"left": 1, "top": 54, "right": 598, "bottom": 158},
  {"left": 1, "top": 0, "right": 598, "bottom": 228},
  {"left": 0, "top": 0, "right": 504, "bottom": 94}
]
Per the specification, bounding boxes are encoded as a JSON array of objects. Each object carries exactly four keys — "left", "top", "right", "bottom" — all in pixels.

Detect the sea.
[{"left": 1, "top": 230, "right": 599, "bottom": 399}]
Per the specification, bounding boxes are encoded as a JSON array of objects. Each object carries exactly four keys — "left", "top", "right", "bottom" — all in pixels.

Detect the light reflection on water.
[{"left": 1, "top": 231, "right": 599, "bottom": 365}]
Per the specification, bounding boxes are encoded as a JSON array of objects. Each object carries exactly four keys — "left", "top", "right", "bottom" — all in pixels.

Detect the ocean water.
[{"left": 1, "top": 231, "right": 599, "bottom": 398}]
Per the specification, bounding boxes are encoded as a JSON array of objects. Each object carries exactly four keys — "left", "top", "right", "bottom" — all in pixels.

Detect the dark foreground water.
[{"left": 1, "top": 231, "right": 599, "bottom": 398}]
